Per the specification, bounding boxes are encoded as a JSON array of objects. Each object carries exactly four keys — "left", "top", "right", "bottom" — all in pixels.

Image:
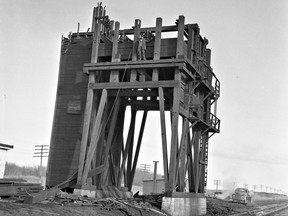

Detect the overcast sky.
[{"left": 1, "top": 0, "right": 288, "bottom": 193}]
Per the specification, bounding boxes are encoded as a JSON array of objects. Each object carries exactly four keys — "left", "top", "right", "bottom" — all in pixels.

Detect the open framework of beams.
[{"left": 73, "top": 4, "right": 220, "bottom": 195}]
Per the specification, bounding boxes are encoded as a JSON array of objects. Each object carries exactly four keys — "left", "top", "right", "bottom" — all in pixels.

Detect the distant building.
[
  {"left": 143, "top": 179, "right": 165, "bottom": 194},
  {"left": 0, "top": 143, "right": 14, "bottom": 178},
  {"left": 143, "top": 178, "right": 189, "bottom": 194}
]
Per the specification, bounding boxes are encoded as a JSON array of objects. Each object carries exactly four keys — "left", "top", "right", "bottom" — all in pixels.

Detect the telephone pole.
[
  {"left": 34, "top": 145, "right": 49, "bottom": 175},
  {"left": 140, "top": 164, "right": 151, "bottom": 179},
  {"left": 152, "top": 161, "right": 159, "bottom": 193},
  {"left": 214, "top": 179, "right": 221, "bottom": 192}
]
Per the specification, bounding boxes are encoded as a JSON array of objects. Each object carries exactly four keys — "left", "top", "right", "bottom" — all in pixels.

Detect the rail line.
[{"left": 231, "top": 202, "right": 288, "bottom": 216}]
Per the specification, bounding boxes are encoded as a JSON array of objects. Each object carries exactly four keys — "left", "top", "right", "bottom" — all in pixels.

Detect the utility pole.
[
  {"left": 34, "top": 145, "right": 49, "bottom": 176},
  {"left": 152, "top": 161, "right": 159, "bottom": 193},
  {"left": 214, "top": 179, "right": 221, "bottom": 192},
  {"left": 140, "top": 164, "right": 151, "bottom": 177}
]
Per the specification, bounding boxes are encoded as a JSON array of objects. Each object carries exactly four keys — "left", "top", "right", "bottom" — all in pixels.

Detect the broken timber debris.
[{"left": 23, "top": 188, "right": 62, "bottom": 204}]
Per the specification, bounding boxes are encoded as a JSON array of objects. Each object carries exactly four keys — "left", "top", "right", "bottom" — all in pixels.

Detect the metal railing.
[
  {"left": 209, "top": 113, "right": 220, "bottom": 131},
  {"left": 201, "top": 65, "right": 220, "bottom": 98}
]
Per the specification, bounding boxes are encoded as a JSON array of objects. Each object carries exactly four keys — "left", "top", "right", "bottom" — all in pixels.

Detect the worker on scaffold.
[
  {"left": 137, "top": 32, "right": 146, "bottom": 60},
  {"left": 103, "top": 16, "right": 111, "bottom": 37}
]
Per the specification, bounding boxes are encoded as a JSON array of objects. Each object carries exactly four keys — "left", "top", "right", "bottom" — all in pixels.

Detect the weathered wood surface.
[
  {"left": 158, "top": 87, "right": 169, "bottom": 191},
  {"left": 89, "top": 80, "right": 180, "bottom": 90},
  {"left": 24, "top": 188, "right": 62, "bottom": 204},
  {"left": 84, "top": 58, "right": 185, "bottom": 70},
  {"left": 81, "top": 89, "right": 107, "bottom": 185}
]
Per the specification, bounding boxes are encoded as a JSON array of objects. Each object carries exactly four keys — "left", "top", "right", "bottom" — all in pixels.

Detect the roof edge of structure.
[{"left": 0, "top": 143, "right": 14, "bottom": 150}]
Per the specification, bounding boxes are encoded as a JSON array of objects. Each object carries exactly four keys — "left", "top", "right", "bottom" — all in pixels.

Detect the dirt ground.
[
  {"left": 1, "top": 193, "right": 287, "bottom": 216},
  {"left": 0, "top": 201, "right": 163, "bottom": 216}
]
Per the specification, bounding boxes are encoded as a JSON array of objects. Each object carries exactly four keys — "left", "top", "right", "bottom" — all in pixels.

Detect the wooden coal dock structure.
[{"left": 46, "top": 3, "right": 220, "bottom": 214}]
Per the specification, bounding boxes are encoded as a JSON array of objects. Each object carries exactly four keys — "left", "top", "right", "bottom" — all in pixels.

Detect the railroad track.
[
  {"left": 271, "top": 206, "right": 288, "bottom": 216},
  {"left": 230, "top": 202, "right": 288, "bottom": 216}
]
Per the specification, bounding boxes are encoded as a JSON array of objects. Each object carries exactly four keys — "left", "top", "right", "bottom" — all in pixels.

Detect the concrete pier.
[{"left": 162, "top": 192, "right": 207, "bottom": 216}]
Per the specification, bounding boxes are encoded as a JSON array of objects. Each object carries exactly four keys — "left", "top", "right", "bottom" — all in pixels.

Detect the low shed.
[{"left": 0, "top": 143, "right": 14, "bottom": 178}]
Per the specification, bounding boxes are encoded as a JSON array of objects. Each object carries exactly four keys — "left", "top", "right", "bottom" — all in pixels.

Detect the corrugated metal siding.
[{"left": 46, "top": 38, "right": 92, "bottom": 186}]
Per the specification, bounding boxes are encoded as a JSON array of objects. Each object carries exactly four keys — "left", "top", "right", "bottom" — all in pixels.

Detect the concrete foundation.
[{"left": 162, "top": 193, "right": 207, "bottom": 216}]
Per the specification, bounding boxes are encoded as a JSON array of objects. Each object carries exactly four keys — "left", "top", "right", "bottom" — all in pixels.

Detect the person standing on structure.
[{"left": 137, "top": 32, "right": 146, "bottom": 60}]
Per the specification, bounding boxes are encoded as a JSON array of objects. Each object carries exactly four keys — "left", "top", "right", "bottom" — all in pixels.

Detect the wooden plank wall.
[{"left": 46, "top": 38, "right": 92, "bottom": 187}]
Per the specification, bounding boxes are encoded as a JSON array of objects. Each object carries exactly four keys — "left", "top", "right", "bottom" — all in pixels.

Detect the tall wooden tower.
[{"left": 47, "top": 3, "right": 220, "bottom": 201}]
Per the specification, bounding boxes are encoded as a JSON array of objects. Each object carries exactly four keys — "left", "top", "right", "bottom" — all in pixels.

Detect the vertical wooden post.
[
  {"left": 91, "top": 8, "right": 102, "bottom": 63},
  {"left": 110, "top": 21, "right": 120, "bottom": 82},
  {"left": 168, "top": 69, "right": 181, "bottom": 191},
  {"left": 117, "top": 109, "right": 137, "bottom": 187},
  {"left": 112, "top": 104, "right": 126, "bottom": 187},
  {"left": 187, "top": 24, "right": 194, "bottom": 62},
  {"left": 205, "top": 48, "right": 211, "bottom": 67},
  {"left": 77, "top": 23, "right": 80, "bottom": 39},
  {"left": 77, "top": 76, "right": 95, "bottom": 184},
  {"left": 132, "top": 19, "right": 141, "bottom": 61},
  {"left": 99, "top": 98, "right": 121, "bottom": 186},
  {"left": 81, "top": 89, "right": 108, "bottom": 185},
  {"left": 127, "top": 126, "right": 135, "bottom": 187},
  {"left": 167, "top": 15, "right": 185, "bottom": 192},
  {"left": 77, "top": 5, "right": 102, "bottom": 185},
  {"left": 129, "top": 110, "right": 148, "bottom": 190},
  {"left": 152, "top": 17, "right": 162, "bottom": 81},
  {"left": 91, "top": 7, "right": 97, "bottom": 32},
  {"left": 193, "top": 129, "right": 201, "bottom": 193},
  {"left": 110, "top": 20, "right": 114, "bottom": 31},
  {"left": 187, "top": 128, "right": 196, "bottom": 192},
  {"left": 158, "top": 87, "right": 169, "bottom": 191},
  {"left": 131, "top": 19, "right": 141, "bottom": 81},
  {"left": 94, "top": 99, "right": 108, "bottom": 186},
  {"left": 178, "top": 117, "right": 189, "bottom": 191},
  {"left": 195, "top": 28, "right": 200, "bottom": 70},
  {"left": 176, "top": 15, "right": 185, "bottom": 58},
  {"left": 127, "top": 110, "right": 138, "bottom": 187}
]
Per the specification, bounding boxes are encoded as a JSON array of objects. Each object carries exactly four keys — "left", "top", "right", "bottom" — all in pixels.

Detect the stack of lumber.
[{"left": 0, "top": 178, "right": 43, "bottom": 197}]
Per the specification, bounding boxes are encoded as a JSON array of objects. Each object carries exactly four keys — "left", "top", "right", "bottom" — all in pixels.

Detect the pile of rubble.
[
  {"left": 44, "top": 191, "right": 166, "bottom": 215},
  {"left": 0, "top": 187, "right": 167, "bottom": 216}
]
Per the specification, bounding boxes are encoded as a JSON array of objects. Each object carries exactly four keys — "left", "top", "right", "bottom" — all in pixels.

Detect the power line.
[
  {"left": 33, "top": 145, "right": 49, "bottom": 170},
  {"left": 140, "top": 164, "right": 151, "bottom": 175}
]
